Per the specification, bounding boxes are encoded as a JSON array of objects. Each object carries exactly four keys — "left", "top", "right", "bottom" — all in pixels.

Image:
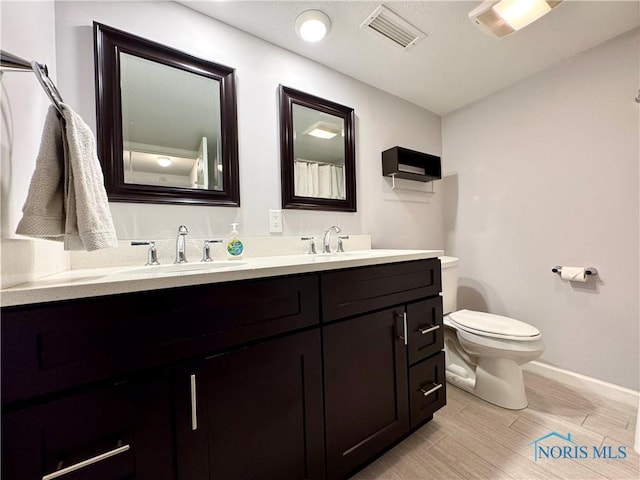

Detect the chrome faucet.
[
  {"left": 201, "top": 239, "right": 222, "bottom": 262},
  {"left": 175, "top": 225, "right": 189, "bottom": 264},
  {"left": 322, "top": 225, "right": 341, "bottom": 254}
]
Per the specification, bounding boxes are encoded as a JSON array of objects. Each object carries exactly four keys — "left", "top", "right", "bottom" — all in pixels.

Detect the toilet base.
[
  {"left": 474, "top": 357, "right": 528, "bottom": 410},
  {"left": 444, "top": 327, "right": 532, "bottom": 410},
  {"left": 445, "top": 357, "right": 528, "bottom": 410}
]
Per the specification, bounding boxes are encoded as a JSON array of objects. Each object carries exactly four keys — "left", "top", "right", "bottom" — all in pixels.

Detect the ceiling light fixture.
[
  {"left": 469, "top": 0, "right": 563, "bottom": 38},
  {"left": 157, "top": 156, "right": 172, "bottom": 168},
  {"left": 295, "top": 10, "right": 331, "bottom": 43}
]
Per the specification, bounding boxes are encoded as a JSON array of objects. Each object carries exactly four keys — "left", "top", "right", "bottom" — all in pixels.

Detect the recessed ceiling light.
[
  {"left": 295, "top": 10, "right": 331, "bottom": 42},
  {"left": 157, "top": 156, "right": 172, "bottom": 168}
]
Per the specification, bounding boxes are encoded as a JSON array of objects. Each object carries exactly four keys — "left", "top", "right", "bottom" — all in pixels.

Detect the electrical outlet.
[{"left": 269, "top": 209, "right": 282, "bottom": 233}]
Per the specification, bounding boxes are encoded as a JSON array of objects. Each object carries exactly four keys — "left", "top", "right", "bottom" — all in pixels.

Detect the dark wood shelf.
[{"left": 382, "top": 146, "right": 441, "bottom": 182}]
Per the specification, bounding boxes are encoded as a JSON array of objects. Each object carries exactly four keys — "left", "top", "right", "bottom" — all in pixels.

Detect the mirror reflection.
[
  {"left": 120, "top": 53, "right": 223, "bottom": 191},
  {"left": 279, "top": 85, "right": 356, "bottom": 212},
  {"left": 292, "top": 103, "right": 345, "bottom": 200},
  {"left": 94, "top": 22, "right": 239, "bottom": 206}
]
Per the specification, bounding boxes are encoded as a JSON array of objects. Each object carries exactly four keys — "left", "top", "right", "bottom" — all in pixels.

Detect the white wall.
[
  {"left": 442, "top": 29, "right": 640, "bottom": 390},
  {"left": 1, "top": 1, "right": 70, "bottom": 288},
  {"left": 43, "top": 0, "right": 443, "bottom": 248}
]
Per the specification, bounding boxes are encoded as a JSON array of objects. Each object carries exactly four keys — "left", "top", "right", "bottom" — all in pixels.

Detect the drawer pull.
[
  {"left": 420, "top": 383, "right": 443, "bottom": 398},
  {"left": 42, "top": 444, "right": 130, "bottom": 480},
  {"left": 403, "top": 312, "right": 408, "bottom": 346},
  {"left": 418, "top": 324, "right": 440, "bottom": 335},
  {"left": 396, "top": 311, "right": 408, "bottom": 345},
  {"left": 190, "top": 374, "right": 198, "bottom": 431}
]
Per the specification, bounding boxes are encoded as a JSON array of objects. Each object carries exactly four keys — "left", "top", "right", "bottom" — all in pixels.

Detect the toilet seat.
[{"left": 448, "top": 309, "right": 541, "bottom": 342}]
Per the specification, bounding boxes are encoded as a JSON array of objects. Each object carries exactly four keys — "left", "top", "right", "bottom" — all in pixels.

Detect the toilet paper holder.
[{"left": 552, "top": 266, "right": 598, "bottom": 276}]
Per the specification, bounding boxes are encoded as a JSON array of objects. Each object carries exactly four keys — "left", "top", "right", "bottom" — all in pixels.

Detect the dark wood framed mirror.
[
  {"left": 279, "top": 85, "right": 356, "bottom": 212},
  {"left": 94, "top": 23, "right": 240, "bottom": 206}
]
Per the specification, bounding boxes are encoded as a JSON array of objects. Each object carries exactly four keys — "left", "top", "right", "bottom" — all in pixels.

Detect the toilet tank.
[{"left": 439, "top": 256, "right": 459, "bottom": 315}]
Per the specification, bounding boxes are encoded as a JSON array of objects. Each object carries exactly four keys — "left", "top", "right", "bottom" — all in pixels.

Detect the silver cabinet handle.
[
  {"left": 418, "top": 324, "right": 440, "bottom": 335},
  {"left": 401, "top": 312, "right": 408, "bottom": 346},
  {"left": 190, "top": 374, "right": 198, "bottom": 431},
  {"left": 42, "top": 444, "right": 130, "bottom": 480},
  {"left": 420, "top": 383, "right": 443, "bottom": 398}
]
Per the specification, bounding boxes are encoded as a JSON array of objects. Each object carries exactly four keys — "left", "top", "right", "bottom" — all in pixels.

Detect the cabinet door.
[
  {"left": 176, "top": 329, "right": 324, "bottom": 480},
  {"left": 1, "top": 377, "right": 173, "bottom": 480},
  {"left": 323, "top": 308, "right": 409, "bottom": 480}
]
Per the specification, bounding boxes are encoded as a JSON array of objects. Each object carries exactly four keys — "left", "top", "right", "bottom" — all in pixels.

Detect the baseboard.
[{"left": 523, "top": 361, "right": 640, "bottom": 408}]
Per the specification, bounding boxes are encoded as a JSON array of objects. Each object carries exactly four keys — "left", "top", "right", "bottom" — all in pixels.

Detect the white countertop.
[{"left": 1, "top": 249, "right": 443, "bottom": 307}]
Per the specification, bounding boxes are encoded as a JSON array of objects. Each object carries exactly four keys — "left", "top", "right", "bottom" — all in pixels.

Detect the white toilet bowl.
[
  {"left": 440, "top": 256, "right": 544, "bottom": 410},
  {"left": 444, "top": 310, "right": 543, "bottom": 409}
]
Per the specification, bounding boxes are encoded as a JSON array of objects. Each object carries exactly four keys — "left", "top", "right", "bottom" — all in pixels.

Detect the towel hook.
[{"left": 31, "top": 61, "right": 63, "bottom": 115}]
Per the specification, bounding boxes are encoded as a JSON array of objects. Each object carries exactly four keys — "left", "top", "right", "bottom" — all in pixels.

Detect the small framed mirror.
[
  {"left": 94, "top": 23, "right": 240, "bottom": 206},
  {"left": 279, "top": 85, "right": 356, "bottom": 212}
]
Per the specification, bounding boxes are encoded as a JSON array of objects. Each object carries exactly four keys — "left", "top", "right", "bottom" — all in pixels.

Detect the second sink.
[{"left": 120, "top": 261, "right": 247, "bottom": 275}]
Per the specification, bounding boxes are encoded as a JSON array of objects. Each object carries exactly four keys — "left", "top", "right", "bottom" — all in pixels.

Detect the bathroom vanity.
[{"left": 1, "top": 251, "right": 446, "bottom": 480}]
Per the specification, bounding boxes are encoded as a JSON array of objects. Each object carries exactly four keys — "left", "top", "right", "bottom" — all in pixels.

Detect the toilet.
[{"left": 440, "top": 256, "right": 544, "bottom": 410}]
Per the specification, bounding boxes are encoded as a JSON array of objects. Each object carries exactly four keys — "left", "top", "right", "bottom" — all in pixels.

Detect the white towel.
[
  {"left": 16, "top": 104, "right": 118, "bottom": 251},
  {"left": 15, "top": 107, "right": 66, "bottom": 241}
]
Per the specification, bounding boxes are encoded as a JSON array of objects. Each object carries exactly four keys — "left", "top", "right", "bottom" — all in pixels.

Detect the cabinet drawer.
[
  {"left": 407, "top": 297, "right": 443, "bottom": 365},
  {"left": 321, "top": 258, "right": 441, "bottom": 322},
  {"left": 2, "top": 386, "right": 135, "bottom": 480},
  {"left": 2, "top": 274, "right": 319, "bottom": 405},
  {"left": 409, "top": 352, "right": 446, "bottom": 429}
]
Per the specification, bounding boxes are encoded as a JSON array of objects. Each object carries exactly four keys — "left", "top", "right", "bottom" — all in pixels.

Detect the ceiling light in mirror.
[
  {"left": 304, "top": 121, "right": 341, "bottom": 139},
  {"left": 157, "top": 156, "right": 172, "bottom": 167},
  {"left": 295, "top": 10, "right": 331, "bottom": 42}
]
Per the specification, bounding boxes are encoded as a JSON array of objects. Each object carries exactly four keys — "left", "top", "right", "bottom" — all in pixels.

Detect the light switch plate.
[{"left": 269, "top": 209, "right": 282, "bottom": 233}]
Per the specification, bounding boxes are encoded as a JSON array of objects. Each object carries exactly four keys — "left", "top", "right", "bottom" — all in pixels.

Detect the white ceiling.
[{"left": 178, "top": 0, "right": 640, "bottom": 115}]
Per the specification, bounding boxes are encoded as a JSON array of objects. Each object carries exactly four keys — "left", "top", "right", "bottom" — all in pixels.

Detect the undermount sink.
[
  {"left": 315, "top": 250, "right": 399, "bottom": 258},
  {"left": 119, "top": 261, "right": 247, "bottom": 275}
]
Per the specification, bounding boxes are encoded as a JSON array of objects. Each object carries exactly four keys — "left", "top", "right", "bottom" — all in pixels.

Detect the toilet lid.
[{"left": 448, "top": 309, "right": 540, "bottom": 338}]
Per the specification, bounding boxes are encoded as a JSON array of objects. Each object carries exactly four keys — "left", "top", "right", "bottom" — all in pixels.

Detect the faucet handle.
[
  {"left": 337, "top": 236, "right": 350, "bottom": 253},
  {"left": 301, "top": 237, "right": 317, "bottom": 255},
  {"left": 202, "top": 239, "right": 223, "bottom": 262},
  {"left": 131, "top": 241, "right": 160, "bottom": 266},
  {"left": 178, "top": 225, "right": 189, "bottom": 235}
]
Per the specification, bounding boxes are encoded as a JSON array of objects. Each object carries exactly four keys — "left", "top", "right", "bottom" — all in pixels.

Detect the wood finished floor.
[{"left": 353, "top": 371, "right": 639, "bottom": 480}]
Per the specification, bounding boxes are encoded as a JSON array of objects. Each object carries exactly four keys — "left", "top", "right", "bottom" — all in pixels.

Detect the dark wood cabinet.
[
  {"left": 2, "top": 375, "right": 174, "bottom": 480},
  {"left": 323, "top": 307, "right": 409, "bottom": 480},
  {"left": 2, "top": 258, "right": 446, "bottom": 480},
  {"left": 406, "top": 297, "right": 444, "bottom": 366},
  {"left": 175, "top": 329, "right": 325, "bottom": 480},
  {"left": 409, "top": 352, "right": 446, "bottom": 429}
]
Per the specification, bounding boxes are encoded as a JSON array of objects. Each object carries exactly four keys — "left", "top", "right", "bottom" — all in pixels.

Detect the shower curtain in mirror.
[{"left": 294, "top": 160, "right": 345, "bottom": 199}]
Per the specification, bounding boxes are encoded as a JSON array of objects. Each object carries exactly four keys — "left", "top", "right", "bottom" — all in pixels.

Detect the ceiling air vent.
[{"left": 361, "top": 5, "right": 426, "bottom": 51}]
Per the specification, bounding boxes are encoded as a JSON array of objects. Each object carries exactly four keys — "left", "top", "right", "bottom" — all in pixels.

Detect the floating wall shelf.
[{"left": 382, "top": 146, "right": 441, "bottom": 182}]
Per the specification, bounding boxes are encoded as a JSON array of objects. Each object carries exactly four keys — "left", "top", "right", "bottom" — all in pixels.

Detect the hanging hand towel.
[
  {"left": 15, "top": 107, "right": 66, "bottom": 241},
  {"left": 16, "top": 104, "right": 118, "bottom": 251},
  {"left": 60, "top": 103, "right": 117, "bottom": 250}
]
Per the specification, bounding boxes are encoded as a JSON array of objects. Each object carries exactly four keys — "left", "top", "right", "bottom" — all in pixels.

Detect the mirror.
[
  {"left": 279, "top": 85, "right": 356, "bottom": 212},
  {"left": 94, "top": 23, "right": 239, "bottom": 206}
]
